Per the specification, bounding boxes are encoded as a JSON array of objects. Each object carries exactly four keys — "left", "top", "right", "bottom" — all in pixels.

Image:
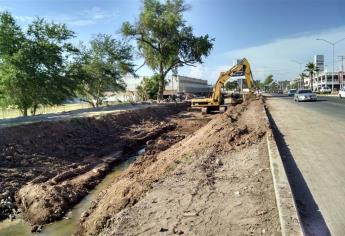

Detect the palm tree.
[
  {"left": 305, "top": 62, "right": 319, "bottom": 91},
  {"left": 299, "top": 72, "right": 307, "bottom": 89},
  {"left": 314, "top": 66, "right": 320, "bottom": 91}
]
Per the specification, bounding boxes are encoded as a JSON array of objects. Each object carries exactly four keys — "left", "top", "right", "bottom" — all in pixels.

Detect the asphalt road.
[{"left": 266, "top": 96, "right": 345, "bottom": 236}]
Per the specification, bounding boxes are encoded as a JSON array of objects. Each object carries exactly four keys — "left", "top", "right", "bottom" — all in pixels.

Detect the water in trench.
[{"left": 0, "top": 148, "right": 145, "bottom": 236}]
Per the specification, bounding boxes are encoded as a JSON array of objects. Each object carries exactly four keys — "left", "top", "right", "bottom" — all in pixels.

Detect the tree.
[
  {"left": 299, "top": 72, "right": 307, "bottom": 89},
  {"left": 122, "top": 0, "right": 214, "bottom": 101},
  {"left": 75, "top": 34, "right": 134, "bottom": 107},
  {"left": 224, "top": 80, "right": 238, "bottom": 90},
  {"left": 0, "top": 12, "right": 77, "bottom": 116},
  {"left": 136, "top": 74, "right": 161, "bottom": 100},
  {"left": 263, "top": 74, "right": 274, "bottom": 86},
  {"left": 305, "top": 62, "right": 319, "bottom": 91}
]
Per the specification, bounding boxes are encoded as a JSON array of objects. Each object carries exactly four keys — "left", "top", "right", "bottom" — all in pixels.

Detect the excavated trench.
[
  {"left": 0, "top": 103, "right": 211, "bottom": 235},
  {"left": 0, "top": 148, "right": 144, "bottom": 236}
]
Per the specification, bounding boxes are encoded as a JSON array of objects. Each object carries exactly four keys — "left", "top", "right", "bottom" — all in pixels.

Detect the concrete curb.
[{"left": 263, "top": 107, "right": 304, "bottom": 236}]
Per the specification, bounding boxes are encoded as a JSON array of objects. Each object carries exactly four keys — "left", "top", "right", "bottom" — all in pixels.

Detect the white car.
[
  {"left": 339, "top": 88, "right": 345, "bottom": 99},
  {"left": 294, "top": 89, "right": 317, "bottom": 102},
  {"left": 320, "top": 86, "right": 331, "bottom": 93}
]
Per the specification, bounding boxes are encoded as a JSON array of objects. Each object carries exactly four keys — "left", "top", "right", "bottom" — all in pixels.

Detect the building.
[
  {"left": 164, "top": 75, "right": 211, "bottom": 95},
  {"left": 314, "top": 55, "right": 324, "bottom": 72},
  {"left": 112, "top": 74, "right": 211, "bottom": 101},
  {"left": 308, "top": 71, "right": 345, "bottom": 91}
]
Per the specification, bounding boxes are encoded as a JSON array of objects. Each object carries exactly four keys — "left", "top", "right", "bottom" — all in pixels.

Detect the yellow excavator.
[{"left": 191, "top": 58, "right": 255, "bottom": 114}]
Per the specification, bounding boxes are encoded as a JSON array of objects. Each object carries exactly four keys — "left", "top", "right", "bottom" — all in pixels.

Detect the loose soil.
[
  {"left": 0, "top": 103, "right": 205, "bottom": 230},
  {"left": 78, "top": 99, "right": 281, "bottom": 236}
]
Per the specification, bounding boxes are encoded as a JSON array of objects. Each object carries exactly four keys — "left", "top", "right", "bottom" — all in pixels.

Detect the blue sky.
[{"left": 1, "top": 0, "right": 345, "bottom": 83}]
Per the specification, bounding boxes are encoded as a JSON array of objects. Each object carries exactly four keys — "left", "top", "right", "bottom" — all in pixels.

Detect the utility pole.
[
  {"left": 339, "top": 56, "right": 345, "bottom": 89},
  {"left": 317, "top": 38, "right": 345, "bottom": 92}
]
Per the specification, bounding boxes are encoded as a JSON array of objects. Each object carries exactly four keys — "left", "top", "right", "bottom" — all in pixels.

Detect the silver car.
[{"left": 294, "top": 89, "right": 317, "bottom": 102}]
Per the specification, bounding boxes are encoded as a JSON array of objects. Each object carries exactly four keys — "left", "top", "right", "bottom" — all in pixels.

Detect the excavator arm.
[
  {"left": 211, "top": 58, "right": 254, "bottom": 103},
  {"left": 191, "top": 58, "right": 254, "bottom": 113}
]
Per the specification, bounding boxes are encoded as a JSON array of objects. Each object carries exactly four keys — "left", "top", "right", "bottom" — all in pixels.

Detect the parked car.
[
  {"left": 320, "top": 86, "right": 331, "bottom": 94},
  {"left": 288, "top": 89, "right": 296, "bottom": 96},
  {"left": 339, "top": 88, "right": 345, "bottom": 99},
  {"left": 294, "top": 89, "right": 317, "bottom": 102}
]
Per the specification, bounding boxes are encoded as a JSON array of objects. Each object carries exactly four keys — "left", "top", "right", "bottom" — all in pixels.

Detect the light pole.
[
  {"left": 339, "top": 56, "right": 345, "bottom": 89},
  {"left": 316, "top": 37, "right": 345, "bottom": 92},
  {"left": 291, "top": 59, "right": 304, "bottom": 88}
]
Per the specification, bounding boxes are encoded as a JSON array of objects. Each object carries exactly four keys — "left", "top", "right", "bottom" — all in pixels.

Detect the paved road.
[{"left": 266, "top": 96, "right": 345, "bottom": 236}]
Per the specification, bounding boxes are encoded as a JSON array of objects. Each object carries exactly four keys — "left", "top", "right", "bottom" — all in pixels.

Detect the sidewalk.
[{"left": 0, "top": 103, "right": 154, "bottom": 128}]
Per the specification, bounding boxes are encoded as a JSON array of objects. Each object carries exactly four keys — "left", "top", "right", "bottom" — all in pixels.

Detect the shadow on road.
[{"left": 265, "top": 106, "right": 331, "bottom": 236}]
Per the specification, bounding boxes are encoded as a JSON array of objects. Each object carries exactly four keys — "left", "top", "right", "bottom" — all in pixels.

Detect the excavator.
[{"left": 191, "top": 58, "right": 255, "bottom": 114}]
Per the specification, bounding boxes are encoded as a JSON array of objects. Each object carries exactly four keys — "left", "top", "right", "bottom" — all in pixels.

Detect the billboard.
[{"left": 314, "top": 55, "right": 324, "bottom": 71}]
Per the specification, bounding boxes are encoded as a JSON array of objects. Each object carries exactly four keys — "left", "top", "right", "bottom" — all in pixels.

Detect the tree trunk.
[
  {"left": 22, "top": 108, "right": 28, "bottom": 117},
  {"left": 301, "top": 78, "right": 304, "bottom": 88},
  {"left": 32, "top": 104, "right": 38, "bottom": 116},
  {"left": 157, "top": 64, "right": 166, "bottom": 102},
  {"left": 157, "top": 77, "right": 164, "bottom": 102}
]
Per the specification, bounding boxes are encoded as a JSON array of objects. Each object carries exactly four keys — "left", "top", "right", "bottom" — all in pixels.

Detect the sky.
[{"left": 1, "top": 0, "right": 345, "bottom": 84}]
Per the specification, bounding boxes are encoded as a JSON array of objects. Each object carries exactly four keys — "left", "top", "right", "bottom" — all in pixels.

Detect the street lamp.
[
  {"left": 291, "top": 59, "right": 304, "bottom": 88},
  {"left": 316, "top": 37, "right": 345, "bottom": 92}
]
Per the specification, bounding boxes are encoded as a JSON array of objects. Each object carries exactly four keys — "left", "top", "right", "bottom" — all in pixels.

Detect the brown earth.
[
  {"left": 77, "top": 99, "right": 281, "bottom": 236},
  {"left": 0, "top": 104, "right": 191, "bottom": 226}
]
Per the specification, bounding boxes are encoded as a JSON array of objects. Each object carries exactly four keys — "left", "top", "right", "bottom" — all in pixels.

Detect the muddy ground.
[
  {"left": 78, "top": 99, "right": 281, "bottom": 236},
  {"left": 0, "top": 104, "right": 201, "bottom": 228}
]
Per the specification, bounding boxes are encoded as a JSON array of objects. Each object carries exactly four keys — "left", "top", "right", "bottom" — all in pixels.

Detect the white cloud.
[
  {"left": 184, "top": 25, "right": 345, "bottom": 84},
  {"left": 82, "top": 7, "right": 117, "bottom": 20},
  {"left": 221, "top": 25, "right": 345, "bottom": 82},
  {"left": 70, "top": 19, "right": 95, "bottom": 26},
  {"left": 14, "top": 15, "right": 35, "bottom": 23},
  {"left": 0, "top": 5, "right": 12, "bottom": 12},
  {"left": 188, "top": 64, "right": 207, "bottom": 78},
  {"left": 11, "top": 7, "right": 118, "bottom": 27}
]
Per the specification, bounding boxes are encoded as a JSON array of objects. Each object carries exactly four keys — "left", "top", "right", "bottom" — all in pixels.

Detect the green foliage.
[
  {"left": 122, "top": 0, "right": 214, "bottom": 99},
  {"left": 75, "top": 34, "right": 134, "bottom": 107},
  {"left": 0, "top": 12, "right": 77, "bottom": 116},
  {"left": 305, "top": 62, "right": 319, "bottom": 89},
  {"left": 263, "top": 74, "right": 274, "bottom": 85},
  {"left": 136, "top": 74, "right": 160, "bottom": 100},
  {"left": 255, "top": 75, "right": 274, "bottom": 91},
  {"left": 224, "top": 80, "right": 238, "bottom": 90},
  {"left": 0, "top": 12, "right": 24, "bottom": 57},
  {"left": 305, "top": 62, "right": 319, "bottom": 76}
]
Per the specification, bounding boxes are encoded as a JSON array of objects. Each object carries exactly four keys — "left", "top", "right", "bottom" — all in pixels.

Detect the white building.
[
  {"left": 308, "top": 71, "right": 345, "bottom": 91},
  {"left": 164, "top": 75, "right": 210, "bottom": 95},
  {"left": 112, "top": 74, "right": 211, "bottom": 101}
]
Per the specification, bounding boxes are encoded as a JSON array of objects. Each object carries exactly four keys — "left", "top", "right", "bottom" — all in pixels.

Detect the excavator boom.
[{"left": 191, "top": 58, "right": 254, "bottom": 114}]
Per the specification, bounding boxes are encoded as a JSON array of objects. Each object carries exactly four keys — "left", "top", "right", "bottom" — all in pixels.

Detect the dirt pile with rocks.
[
  {"left": 78, "top": 99, "right": 281, "bottom": 236},
  {"left": 0, "top": 104, "right": 187, "bottom": 225}
]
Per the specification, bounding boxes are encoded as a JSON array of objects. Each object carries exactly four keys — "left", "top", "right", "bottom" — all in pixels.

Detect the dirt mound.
[
  {"left": 0, "top": 104, "right": 186, "bottom": 223},
  {"left": 78, "top": 99, "right": 280, "bottom": 235}
]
